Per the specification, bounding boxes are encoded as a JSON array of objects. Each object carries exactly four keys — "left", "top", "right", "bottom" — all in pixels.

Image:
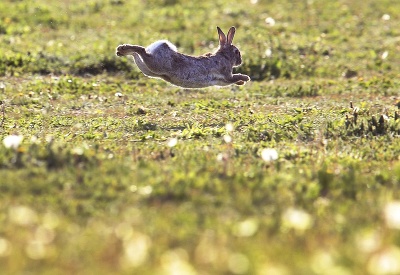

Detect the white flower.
[
  {"left": 9, "top": 206, "right": 38, "bottom": 226},
  {"left": 282, "top": 208, "right": 313, "bottom": 231},
  {"left": 45, "top": 135, "right": 54, "bottom": 143},
  {"left": 384, "top": 201, "right": 400, "bottom": 229},
  {"left": 233, "top": 218, "right": 259, "bottom": 237},
  {"left": 368, "top": 246, "right": 400, "bottom": 275},
  {"left": 161, "top": 249, "right": 196, "bottom": 275},
  {"left": 0, "top": 238, "right": 10, "bottom": 257},
  {"left": 71, "top": 147, "right": 84, "bottom": 155},
  {"left": 30, "top": 136, "right": 39, "bottom": 144},
  {"left": 265, "top": 17, "right": 276, "bottom": 26},
  {"left": 228, "top": 253, "right": 250, "bottom": 274},
  {"left": 265, "top": 48, "right": 272, "bottom": 57},
  {"left": 356, "top": 229, "right": 381, "bottom": 253},
  {"left": 167, "top": 137, "right": 178, "bottom": 147},
  {"left": 26, "top": 241, "right": 47, "bottom": 260},
  {"left": 225, "top": 123, "right": 234, "bottom": 132},
  {"left": 382, "top": 14, "right": 391, "bottom": 21},
  {"left": 381, "top": 51, "right": 389, "bottom": 60},
  {"left": 3, "top": 135, "right": 23, "bottom": 149},
  {"left": 217, "top": 153, "right": 229, "bottom": 162},
  {"left": 138, "top": 186, "right": 153, "bottom": 196},
  {"left": 223, "top": 134, "right": 232, "bottom": 144},
  {"left": 261, "top": 148, "right": 278, "bottom": 162},
  {"left": 123, "top": 232, "right": 151, "bottom": 267}
]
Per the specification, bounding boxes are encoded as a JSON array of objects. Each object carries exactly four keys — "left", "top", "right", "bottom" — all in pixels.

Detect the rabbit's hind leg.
[
  {"left": 116, "top": 44, "right": 147, "bottom": 57},
  {"left": 132, "top": 53, "right": 172, "bottom": 83},
  {"left": 132, "top": 53, "right": 160, "bottom": 77}
]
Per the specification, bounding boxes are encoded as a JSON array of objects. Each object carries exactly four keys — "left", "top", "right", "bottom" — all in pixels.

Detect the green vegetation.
[{"left": 1, "top": 0, "right": 400, "bottom": 274}]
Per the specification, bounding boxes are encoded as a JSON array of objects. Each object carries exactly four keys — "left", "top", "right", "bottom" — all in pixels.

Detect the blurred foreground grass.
[{"left": 1, "top": 0, "right": 400, "bottom": 274}]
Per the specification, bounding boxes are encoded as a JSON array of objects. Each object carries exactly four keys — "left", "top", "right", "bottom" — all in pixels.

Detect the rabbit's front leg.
[{"left": 230, "top": 73, "right": 250, "bottom": 85}]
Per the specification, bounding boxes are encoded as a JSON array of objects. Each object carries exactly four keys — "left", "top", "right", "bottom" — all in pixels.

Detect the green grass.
[{"left": 1, "top": 0, "right": 400, "bottom": 274}]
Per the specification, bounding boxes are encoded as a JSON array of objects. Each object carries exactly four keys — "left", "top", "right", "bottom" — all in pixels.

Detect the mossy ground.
[{"left": 1, "top": 0, "right": 400, "bottom": 274}]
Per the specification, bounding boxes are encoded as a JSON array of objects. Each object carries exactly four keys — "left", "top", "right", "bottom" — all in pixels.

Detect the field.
[{"left": 1, "top": 0, "right": 400, "bottom": 274}]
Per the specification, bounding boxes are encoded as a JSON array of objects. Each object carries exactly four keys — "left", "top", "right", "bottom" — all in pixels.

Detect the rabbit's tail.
[{"left": 146, "top": 40, "right": 177, "bottom": 54}]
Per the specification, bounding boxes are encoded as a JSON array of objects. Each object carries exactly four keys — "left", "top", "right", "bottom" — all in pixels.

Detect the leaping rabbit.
[{"left": 116, "top": 26, "right": 250, "bottom": 88}]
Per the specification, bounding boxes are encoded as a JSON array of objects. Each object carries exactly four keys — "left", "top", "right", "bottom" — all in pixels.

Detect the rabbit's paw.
[
  {"left": 116, "top": 44, "right": 147, "bottom": 57},
  {"left": 116, "top": 44, "right": 133, "bottom": 56},
  {"left": 232, "top": 74, "right": 250, "bottom": 85},
  {"left": 240, "top": 74, "right": 251, "bottom": 82}
]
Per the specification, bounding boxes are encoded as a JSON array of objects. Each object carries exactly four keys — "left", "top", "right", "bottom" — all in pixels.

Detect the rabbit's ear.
[
  {"left": 217, "top": 27, "right": 227, "bottom": 47},
  {"left": 227, "top": 26, "right": 236, "bottom": 45}
]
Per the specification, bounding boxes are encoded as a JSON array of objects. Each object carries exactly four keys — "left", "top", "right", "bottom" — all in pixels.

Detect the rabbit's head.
[{"left": 217, "top": 26, "right": 242, "bottom": 67}]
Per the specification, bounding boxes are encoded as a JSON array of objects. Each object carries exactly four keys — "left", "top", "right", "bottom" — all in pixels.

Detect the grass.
[{"left": 1, "top": 0, "right": 400, "bottom": 274}]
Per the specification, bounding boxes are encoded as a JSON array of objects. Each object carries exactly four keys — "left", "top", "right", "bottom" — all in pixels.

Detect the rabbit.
[{"left": 115, "top": 26, "right": 250, "bottom": 88}]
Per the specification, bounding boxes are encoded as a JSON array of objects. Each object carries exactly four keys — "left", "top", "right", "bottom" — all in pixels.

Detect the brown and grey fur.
[{"left": 116, "top": 27, "right": 250, "bottom": 88}]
